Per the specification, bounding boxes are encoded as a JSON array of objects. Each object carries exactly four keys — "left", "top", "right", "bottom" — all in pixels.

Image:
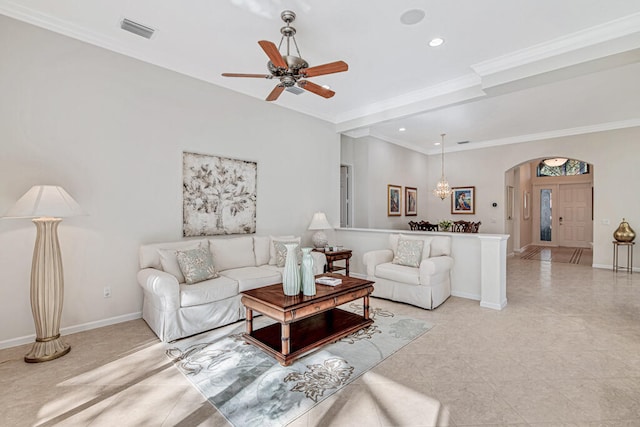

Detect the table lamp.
[
  {"left": 3, "top": 185, "right": 84, "bottom": 362},
  {"left": 308, "top": 212, "right": 332, "bottom": 248}
]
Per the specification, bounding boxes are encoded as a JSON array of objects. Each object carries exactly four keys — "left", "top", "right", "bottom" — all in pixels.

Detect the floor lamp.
[{"left": 3, "top": 185, "right": 84, "bottom": 363}]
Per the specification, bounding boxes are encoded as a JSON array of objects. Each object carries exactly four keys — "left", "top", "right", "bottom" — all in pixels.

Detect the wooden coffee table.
[{"left": 240, "top": 274, "right": 374, "bottom": 366}]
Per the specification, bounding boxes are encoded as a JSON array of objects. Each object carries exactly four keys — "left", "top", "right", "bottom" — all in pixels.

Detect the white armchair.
[{"left": 363, "top": 234, "right": 453, "bottom": 309}]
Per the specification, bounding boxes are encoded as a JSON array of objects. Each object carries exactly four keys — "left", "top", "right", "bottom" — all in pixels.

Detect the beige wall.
[{"left": 0, "top": 16, "right": 340, "bottom": 345}]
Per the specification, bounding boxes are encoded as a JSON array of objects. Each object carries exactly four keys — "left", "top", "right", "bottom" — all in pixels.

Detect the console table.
[{"left": 313, "top": 248, "right": 352, "bottom": 276}]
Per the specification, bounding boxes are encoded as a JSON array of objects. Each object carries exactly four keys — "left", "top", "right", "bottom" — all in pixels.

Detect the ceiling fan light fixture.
[{"left": 543, "top": 157, "right": 569, "bottom": 167}]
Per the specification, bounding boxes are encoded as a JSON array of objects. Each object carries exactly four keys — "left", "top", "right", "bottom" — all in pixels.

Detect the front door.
[{"left": 557, "top": 183, "right": 592, "bottom": 248}]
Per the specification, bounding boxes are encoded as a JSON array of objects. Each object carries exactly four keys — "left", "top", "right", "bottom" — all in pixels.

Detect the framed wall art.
[
  {"left": 387, "top": 184, "right": 401, "bottom": 216},
  {"left": 183, "top": 152, "right": 257, "bottom": 236},
  {"left": 405, "top": 187, "right": 417, "bottom": 216},
  {"left": 451, "top": 186, "right": 475, "bottom": 214}
]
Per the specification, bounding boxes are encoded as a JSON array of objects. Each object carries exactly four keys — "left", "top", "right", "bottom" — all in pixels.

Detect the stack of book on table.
[{"left": 315, "top": 276, "right": 342, "bottom": 286}]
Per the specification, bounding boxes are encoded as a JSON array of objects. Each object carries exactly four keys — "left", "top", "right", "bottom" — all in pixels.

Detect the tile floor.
[{"left": 2, "top": 257, "right": 640, "bottom": 426}]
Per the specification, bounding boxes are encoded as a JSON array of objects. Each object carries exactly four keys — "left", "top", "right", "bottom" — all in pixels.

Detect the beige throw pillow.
[
  {"left": 274, "top": 241, "right": 302, "bottom": 267},
  {"left": 176, "top": 246, "right": 219, "bottom": 285},
  {"left": 158, "top": 242, "right": 202, "bottom": 283},
  {"left": 392, "top": 238, "right": 424, "bottom": 268}
]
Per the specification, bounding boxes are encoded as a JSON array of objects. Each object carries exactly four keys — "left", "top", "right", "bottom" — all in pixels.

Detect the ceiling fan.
[{"left": 221, "top": 10, "right": 348, "bottom": 102}]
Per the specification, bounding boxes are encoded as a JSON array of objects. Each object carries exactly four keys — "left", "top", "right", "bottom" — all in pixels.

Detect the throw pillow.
[
  {"left": 392, "top": 238, "right": 424, "bottom": 268},
  {"left": 269, "top": 235, "right": 299, "bottom": 265},
  {"left": 158, "top": 242, "right": 202, "bottom": 284},
  {"left": 176, "top": 246, "right": 219, "bottom": 285},
  {"left": 274, "top": 241, "right": 303, "bottom": 267}
]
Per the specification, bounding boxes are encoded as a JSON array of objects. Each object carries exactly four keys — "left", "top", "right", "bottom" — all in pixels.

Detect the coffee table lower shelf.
[{"left": 243, "top": 308, "right": 372, "bottom": 366}]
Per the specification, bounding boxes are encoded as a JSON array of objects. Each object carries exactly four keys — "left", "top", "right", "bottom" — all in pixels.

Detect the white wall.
[
  {"left": 0, "top": 17, "right": 340, "bottom": 344},
  {"left": 341, "top": 135, "right": 430, "bottom": 230}
]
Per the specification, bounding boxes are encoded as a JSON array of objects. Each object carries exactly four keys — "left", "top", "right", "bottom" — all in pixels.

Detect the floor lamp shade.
[
  {"left": 3, "top": 185, "right": 84, "bottom": 363},
  {"left": 308, "top": 212, "right": 332, "bottom": 248}
]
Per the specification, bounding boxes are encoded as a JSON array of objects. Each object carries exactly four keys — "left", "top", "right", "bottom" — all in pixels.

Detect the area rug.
[
  {"left": 165, "top": 304, "right": 432, "bottom": 427},
  {"left": 520, "top": 245, "right": 592, "bottom": 266}
]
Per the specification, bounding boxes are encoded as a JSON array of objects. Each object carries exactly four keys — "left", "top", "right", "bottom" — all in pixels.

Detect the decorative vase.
[
  {"left": 614, "top": 218, "right": 636, "bottom": 242},
  {"left": 282, "top": 243, "right": 301, "bottom": 296},
  {"left": 300, "top": 247, "right": 316, "bottom": 296}
]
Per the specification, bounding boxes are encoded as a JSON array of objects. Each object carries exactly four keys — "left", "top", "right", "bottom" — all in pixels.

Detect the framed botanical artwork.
[
  {"left": 387, "top": 184, "right": 402, "bottom": 216},
  {"left": 405, "top": 187, "right": 417, "bottom": 216},
  {"left": 451, "top": 186, "right": 475, "bottom": 214}
]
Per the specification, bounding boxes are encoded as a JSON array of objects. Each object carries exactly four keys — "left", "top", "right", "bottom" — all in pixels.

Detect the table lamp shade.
[
  {"left": 308, "top": 212, "right": 332, "bottom": 248},
  {"left": 3, "top": 185, "right": 84, "bottom": 218},
  {"left": 308, "top": 212, "right": 332, "bottom": 230}
]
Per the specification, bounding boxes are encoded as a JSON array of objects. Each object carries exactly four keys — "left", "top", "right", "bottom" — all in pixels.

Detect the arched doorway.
[{"left": 507, "top": 157, "right": 594, "bottom": 255}]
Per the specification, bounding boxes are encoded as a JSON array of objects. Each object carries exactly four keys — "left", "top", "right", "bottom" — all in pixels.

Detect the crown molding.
[{"left": 471, "top": 12, "right": 640, "bottom": 77}]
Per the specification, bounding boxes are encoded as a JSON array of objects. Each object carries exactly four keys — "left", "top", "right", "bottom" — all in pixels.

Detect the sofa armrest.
[
  {"left": 419, "top": 256, "right": 453, "bottom": 280},
  {"left": 310, "top": 251, "right": 326, "bottom": 275},
  {"left": 362, "top": 249, "right": 394, "bottom": 276},
  {"left": 137, "top": 268, "right": 181, "bottom": 311}
]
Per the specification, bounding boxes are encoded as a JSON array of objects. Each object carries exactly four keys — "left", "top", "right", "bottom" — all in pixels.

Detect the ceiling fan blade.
[
  {"left": 221, "top": 73, "right": 273, "bottom": 79},
  {"left": 297, "top": 80, "right": 335, "bottom": 98},
  {"left": 266, "top": 85, "right": 285, "bottom": 102},
  {"left": 258, "top": 40, "right": 288, "bottom": 70},
  {"left": 300, "top": 61, "right": 348, "bottom": 78}
]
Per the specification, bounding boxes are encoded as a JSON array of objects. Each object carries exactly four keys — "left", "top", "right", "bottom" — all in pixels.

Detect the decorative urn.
[{"left": 613, "top": 218, "right": 636, "bottom": 242}]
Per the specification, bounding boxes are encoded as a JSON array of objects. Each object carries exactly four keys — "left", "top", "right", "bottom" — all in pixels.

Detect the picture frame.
[
  {"left": 405, "top": 187, "right": 417, "bottom": 216},
  {"left": 387, "top": 184, "right": 402, "bottom": 216},
  {"left": 451, "top": 186, "right": 475, "bottom": 214}
]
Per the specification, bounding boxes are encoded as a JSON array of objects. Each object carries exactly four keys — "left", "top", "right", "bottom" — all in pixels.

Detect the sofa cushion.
[
  {"left": 209, "top": 236, "right": 256, "bottom": 271},
  {"left": 375, "top": 262, "right": 421, "bottom": 285},
  {"left": 390, "top": 234, "right": 432, "bottom": 260},
  {"left": 220, "top": 266, "right": 282, "bottom": 292},
  {"left": 158, "top": 241, "right": 202, "bottom": 284},
  {"left": 253, "top": 236, "right": 271, "bottom": 266},
  {"left": 179, "top": 275, "right": 238, "bottom": 307},
  {"left": 176, "top": 246, "right": 219, "bottom": 284},
  {"left": 393, "top": 238, "right": 424, "bottom": 268},
  {"left": 268, "top": 235, "right": 299, "bottom": 265},
  {"left": 274, "top": 241, "right": 302, "bottom": 267}
]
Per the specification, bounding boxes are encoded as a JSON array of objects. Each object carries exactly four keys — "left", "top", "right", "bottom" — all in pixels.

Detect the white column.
[{"left": 479, "top": 235, "right": 509, "bottom": 310}]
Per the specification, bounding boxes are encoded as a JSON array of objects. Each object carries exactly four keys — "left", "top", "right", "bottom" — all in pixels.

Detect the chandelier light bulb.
[{"left": 433, "top": 133, "right": 453, "bottom": 200}]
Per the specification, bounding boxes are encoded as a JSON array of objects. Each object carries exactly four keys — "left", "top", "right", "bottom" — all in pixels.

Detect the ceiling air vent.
[
  {"left": 285, "top": 86, "right": 305, "bottom": 95},
  {"left": 457, "top": 140, "right": 470, "bottom": 145},
  {"left": 120, "top": 18, "right": 155, "bottom": 39}
]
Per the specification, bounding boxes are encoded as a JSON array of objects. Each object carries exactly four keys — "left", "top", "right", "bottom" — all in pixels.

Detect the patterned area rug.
[
  {"left": 519, "top": 245, "right": 592, "bottom": 266},
  {"left": 165, "top": 304, "right": 432, "bottom": 427}
]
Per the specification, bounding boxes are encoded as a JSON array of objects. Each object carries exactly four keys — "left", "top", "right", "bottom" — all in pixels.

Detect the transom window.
[{"left": 537, "top": 159, "right": 589, "bottom": 177}]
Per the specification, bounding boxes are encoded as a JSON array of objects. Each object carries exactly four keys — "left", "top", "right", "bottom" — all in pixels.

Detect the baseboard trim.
[
  {"left": 0, "top": 311, "right": 142, "bottom": 350},
  {"left": 451, "top": 290, "right": 481, "bottom": 301},
  {"left": 480, "top": 299, "right": 508, "bottom": 310}
]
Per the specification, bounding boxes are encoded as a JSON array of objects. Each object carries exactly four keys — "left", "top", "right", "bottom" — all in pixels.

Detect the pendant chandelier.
[{"left": 433, "top": 133, "right": 453, "bottom": 200}]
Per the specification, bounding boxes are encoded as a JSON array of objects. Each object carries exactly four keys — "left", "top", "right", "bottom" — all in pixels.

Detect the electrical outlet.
[{"left": 103, "top": 287, "right": 111, "bottom": 298}]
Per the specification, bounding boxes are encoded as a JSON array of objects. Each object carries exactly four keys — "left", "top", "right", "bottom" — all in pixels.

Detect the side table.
[
  {"left": 612, "top": 241, "right": 634, "bottom": 273},
  {"left": 313, "top": 248, "right": 353, "bottom": 276}
]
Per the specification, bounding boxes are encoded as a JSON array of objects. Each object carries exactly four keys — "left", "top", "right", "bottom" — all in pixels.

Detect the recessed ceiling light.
[
  {"left": 434, "top": 142, "right": 441, "bottom": 146},
  {"left": 429, "top": 38, "right": 444, "bottom": 47},
  {"left": 399, "top": 127, "right": 406, "bottom": 132},
  {"left": 400, "top": 9, "right": 425, "bottom": 25}
]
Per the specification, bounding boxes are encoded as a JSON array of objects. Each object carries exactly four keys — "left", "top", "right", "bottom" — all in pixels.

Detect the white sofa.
[
  {"left": 363, "top": 234, "right": 453, "bottom": 310},
  {"left": 137, "top": 235, "right": 325, "bottom": 342}
]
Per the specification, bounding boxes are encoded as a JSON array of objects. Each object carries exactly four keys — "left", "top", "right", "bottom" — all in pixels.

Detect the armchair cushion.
[
  {"left": 375, "top": 263, "right": 420, "bottom": 285},
  {"left": 392, "top": 238, "right": 424, "bottom": 267},
  {"left": 362, "top": 249, "right": 394, "bottom": 276}
]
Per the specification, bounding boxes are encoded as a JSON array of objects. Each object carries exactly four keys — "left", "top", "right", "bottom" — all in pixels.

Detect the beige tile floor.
[{"left": 2, "top": 257, "right": 640, "bottom": 426}]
